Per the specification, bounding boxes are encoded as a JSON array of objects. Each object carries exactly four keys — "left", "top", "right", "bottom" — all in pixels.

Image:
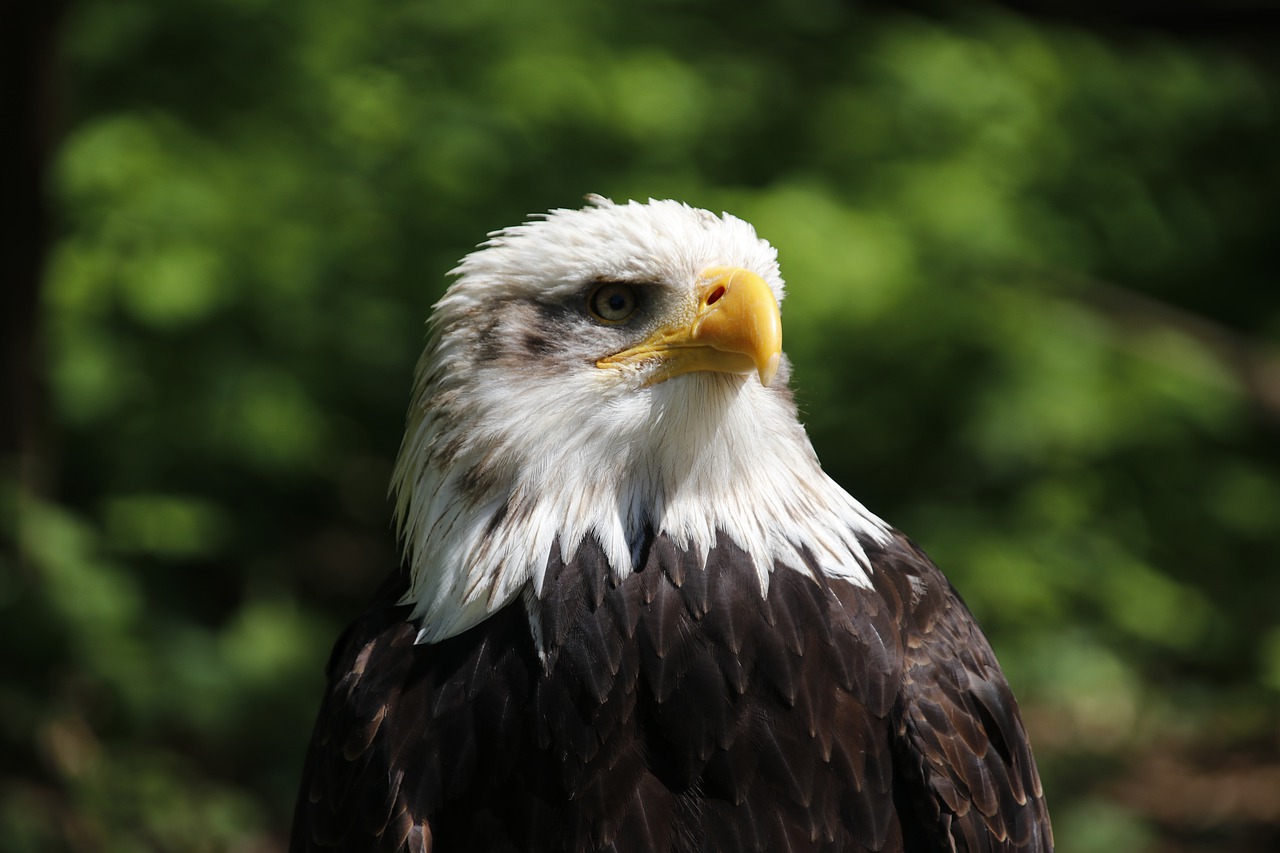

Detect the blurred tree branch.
[
  {"left": 1042, "top": 271, "right": 1280, "bottom": 425},
  {"left": 1, "top": 0, "right": 65, "bottom": 498}
]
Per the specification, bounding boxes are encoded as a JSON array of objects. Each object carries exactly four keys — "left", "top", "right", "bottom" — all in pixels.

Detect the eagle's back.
[{"left": 291, "top": 532, "right": 1051, "bottom": 852}]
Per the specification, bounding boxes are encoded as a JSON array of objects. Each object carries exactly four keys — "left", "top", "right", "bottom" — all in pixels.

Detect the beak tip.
[{"left": 758, "top": 353, "right": 781, "bottom": 387}]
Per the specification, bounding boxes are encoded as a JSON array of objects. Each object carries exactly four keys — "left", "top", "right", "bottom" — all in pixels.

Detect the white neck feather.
[{"left": 392, "top": 360, "right": 890, "bottom": 644}]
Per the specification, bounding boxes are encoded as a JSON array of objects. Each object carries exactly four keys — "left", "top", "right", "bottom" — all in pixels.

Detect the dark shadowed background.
[{"left": 3, "top": 0, "right": 1279, "bottom": 850}]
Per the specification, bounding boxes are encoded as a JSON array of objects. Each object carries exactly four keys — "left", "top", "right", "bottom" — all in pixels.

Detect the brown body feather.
[{"left": 291, "top": 531, "right": 1052, "bottom": 852}]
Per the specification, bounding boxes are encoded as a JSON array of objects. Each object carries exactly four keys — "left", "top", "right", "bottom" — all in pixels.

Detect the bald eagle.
[{"left": 291, "top": 197, "right": 1053, "bottom": 852}]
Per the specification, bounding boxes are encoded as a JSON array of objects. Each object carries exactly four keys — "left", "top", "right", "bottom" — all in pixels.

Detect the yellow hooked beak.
[{"left": 596, "top": 266, "right": 782, "bottom": 387}]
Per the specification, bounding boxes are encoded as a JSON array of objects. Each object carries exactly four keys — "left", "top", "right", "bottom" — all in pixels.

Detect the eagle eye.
[{"left": 587, "top": 282, "right": 639, "bottom": 324}]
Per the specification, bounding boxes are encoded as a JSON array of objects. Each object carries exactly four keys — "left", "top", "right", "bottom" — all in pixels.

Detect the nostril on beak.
[{"left": 705, "top": 285, "right": 726, "bottom": 306}]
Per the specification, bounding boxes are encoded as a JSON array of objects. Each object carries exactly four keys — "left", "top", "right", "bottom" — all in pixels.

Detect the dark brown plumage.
[{"left": 291, "top": 531, "right": 1051, "bottom": 852}]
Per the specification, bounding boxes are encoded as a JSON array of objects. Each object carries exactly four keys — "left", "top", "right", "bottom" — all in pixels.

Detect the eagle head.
[{"left": 391, "top": 196, "right": 888, "bottom": 644}]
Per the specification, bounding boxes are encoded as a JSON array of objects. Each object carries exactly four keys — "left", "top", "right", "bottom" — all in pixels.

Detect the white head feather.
[{"left": 391, "top": 197, "right": 890, "bottom": 644}]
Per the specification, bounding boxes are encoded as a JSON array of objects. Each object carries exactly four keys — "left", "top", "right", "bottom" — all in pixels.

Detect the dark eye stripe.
[{"left": 588, "top": 283, "right": 639, "bottom": 324}]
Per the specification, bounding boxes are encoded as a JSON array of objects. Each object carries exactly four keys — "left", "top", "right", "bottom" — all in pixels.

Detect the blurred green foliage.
[{"left": 6, "top": 0, "right": 1279, "bottom": 850}]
